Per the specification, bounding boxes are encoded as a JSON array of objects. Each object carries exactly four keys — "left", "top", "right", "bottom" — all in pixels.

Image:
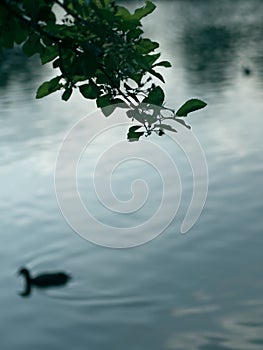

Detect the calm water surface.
[{"left": 1, "top": 1, "right": 263, "bottom": 349}]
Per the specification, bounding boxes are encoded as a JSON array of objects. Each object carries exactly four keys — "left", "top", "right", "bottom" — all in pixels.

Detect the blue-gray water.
[{"left": 1, "top": 1, "right": 263, "bottom": 349}]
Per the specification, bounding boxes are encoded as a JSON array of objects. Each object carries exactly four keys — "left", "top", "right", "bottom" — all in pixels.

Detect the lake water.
[{"left": 1, "top": 1, "right": 263, "bottom": 349}]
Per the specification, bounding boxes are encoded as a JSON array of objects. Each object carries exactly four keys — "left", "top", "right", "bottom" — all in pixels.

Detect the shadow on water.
[
  {"left": 0, "top": 47, "right": 42, "bottom": 89},
  {"left": 174, "top": 0, "right": 263, "bottom": 90},
  {"left": 181, "top": 25, "right": 239, "bottom": 88},
  {"left": 18, "top": 267, "right": 72, "bottom": 297}
]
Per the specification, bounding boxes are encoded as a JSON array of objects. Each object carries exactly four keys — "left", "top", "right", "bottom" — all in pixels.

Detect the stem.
[{"left": 2, "top": 0, "right": 63, "bottom": 45}]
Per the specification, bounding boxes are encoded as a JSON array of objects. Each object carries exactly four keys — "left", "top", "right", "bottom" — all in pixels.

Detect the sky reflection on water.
[{"left": 0, "top": 1, "right": 263, "bottom": 349}]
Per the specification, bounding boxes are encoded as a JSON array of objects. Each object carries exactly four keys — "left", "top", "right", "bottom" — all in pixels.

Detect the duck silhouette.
[
  {"left": 18, "top": 267, "right": 71, "bottom": 297},
  {"left": 242, "top": 66, "right": 252, "bottom": 76}
]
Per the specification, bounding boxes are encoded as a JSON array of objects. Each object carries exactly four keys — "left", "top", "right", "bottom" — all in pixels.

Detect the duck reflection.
[
  {"left": 18, "top": 267, "right": 71, "bottom": 297},
  {"left": 181, "top": 25, "right": 237, "bottom": 88}
]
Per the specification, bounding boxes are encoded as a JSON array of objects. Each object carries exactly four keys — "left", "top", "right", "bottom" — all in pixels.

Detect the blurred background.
[{"left": 1, "top": 1, "right": 263, "bottom": 349}]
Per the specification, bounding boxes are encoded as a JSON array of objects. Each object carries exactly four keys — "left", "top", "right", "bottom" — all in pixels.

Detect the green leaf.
[
  {"left": 116, "top": 6, "right": 140, "bottom": 30},
  {"left": 95, "top": 70, "right": 112, "bottom": 84},
  {"left": 143, "top": 86, "right": 165, "bottom": 106},
  {"left": 36, "top": 76, "right": 62, "bottom": 99},
  {"left": 79, "top": 82, "right": 100, "bottom": 99},
  {"left": 0, "top": 31, "right": 14, "bottom": 48},
  {"left": 40, "top": 45, "right": 59, "bottom": 64},
  {"left": 116, "top": 6, "right": 134, "bottom": 21},
  {"left": 22, "top": 0, "right": 38, "bottom": 20},
  {"left": 96, "top": 7, "right": 116, "bottom": 23},
  {"left": 136, "top": 39, "right": 159, "bottom": 54},
  {"left": 97, "top": 95, "right": 125, "bottom": 108},
  {"left": 98, "top": 0, "right": 113, "bottom": 7},
  {"left": 133, "top": 1, "right": 156, "bottom": 20},
  {"left": 77, "top": 52, "right": 99, "bottom": 77},
  {"left": 136, "top": 53, "right": 161, "bottom": 72},
  {"left": 153, "top": 60, "right": 172, "bottom": 68},
  {"left": 130, "top": 73, "right": 143, "bottom": 86},
  {"left": 52, "top": 58, "right": 60, "bottom": 68},
  {"left": 97, "top": 96, "right": 126, "bottom": 117},
  {"left": 127, "top": 126, "right": 144, "bottom": 142},
  {"left": 143, "top": 53, "right": 161, "bottom": 67},
  {"left": 71, "top": 75, "right": 87, "bottom": 84},
  {"left": 149, "top": 69, "right": 165, "bottom": 83},
  {"left": 176, "top": 99, "right": 207, "bottom": 117},
  {"left": 13, "top": 20, "right": 29, "bottom": 44},
  {"left": 127, "top": 28, "right": 143, "bottom": 40},
  {"left": 128, "top": 125, "right": 142, "bottom": 132},
  {"left": 23, "top": 34, "right": 43, "bottom": 57},
  {"left": 62, "top": 87, "right": 73, "bottom": 101},
  {"left": 96, "top": 94, "right": 112, "bottom": 108},
  {"left": 0, "top": 5, "right": 8, "bottom": 22}
]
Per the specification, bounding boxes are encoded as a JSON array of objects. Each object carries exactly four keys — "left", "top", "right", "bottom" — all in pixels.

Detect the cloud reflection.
[{"left": 167, "top": 306, "right": 263, "bottom": 350}]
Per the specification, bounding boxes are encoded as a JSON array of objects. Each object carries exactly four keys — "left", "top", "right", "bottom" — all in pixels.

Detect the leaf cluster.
[
  {"left": 1, "top": 0, "right": 170, "bottom": 107},
  {"left": 126, "top": 99, "right": 207, "bottom": 141},
  {"left": 0, "top": 0, "right": 207, "bottom": 140}
]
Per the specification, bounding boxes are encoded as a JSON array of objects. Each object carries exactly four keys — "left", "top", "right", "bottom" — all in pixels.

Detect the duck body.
[
  {"left": 242, "top": 66, "right": 252, "bottom": 76},
  {"left": 31, "top": 272, "right": 70, "bottom": 287},
  {"left": 18, "top": 267, "right": 71, "bottom": 296}
]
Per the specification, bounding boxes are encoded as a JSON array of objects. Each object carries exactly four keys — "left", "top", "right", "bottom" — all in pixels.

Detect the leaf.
[
  {"left": 111, "top": 98, "right": 127, "bottom": 106},
  {"left": 71, "top": 75, "right": 88, "bottom": 84},
  {"left": 73, "top": 52, "right": 99, "bottom": 77},
  {"left": 127, "top": 28, "right": 143, "bottom": 40},
  {"left": 0, "top": 31, "right": 14, "bottom": 48},
  {"left": 176, "top": 99, "right": 207, "bottom": 117},
  {"left": 143, "top": 53, "right": 161, "bottom": 67},
  {"left": 62, "top": 87, "right": 73, "bottom": 101},
  {"left": 36, "top": 76, "right": 61, "bottom": 98},
  {"left": 116, "top": 6, "right": 139, "bottom": 30},
  {"left": 0, "top": 5, "right": 8, "bottom": 21},
  {"left": 13, "top": 20, "right": 29, "bottom": 44},
  {"left": 40, "top": 45, "right": 59, "bottom": 64},
  {"left": 133, "top": 1, "right": 156, "bottom": 20},
  {"left": 127, "top": 126, "right": 144, "bottom": 142},
  {"left": 97, "top": 96, "right": 126, "bottom": 117},
  {"left": 152, "top": 60, "right": 172, "bottom": 68},
  {"left": 136, "top": 39, "right": 159, "bottom": 54},
  {"left": 100, "top": 0, "right": 113, "bottom": 6},
  {"left": 143, "top": 86, "right": 165, "bottom": 106},
  {"left": 97, "top": 8, "right": 116, "bottom": 23},
  {"left": 130, "top": 73, "right": 143, "bottom": 86},
  {"left": 79, "top": 82, "right": 100, "bottom": 99},
  {"left": 116, "top": 6, "right": 133, "bottom": 20},
  {"left": 96, "top": 94, "right": 112, "bottom": 108},
  {"left": 23, "top": 34, "right": 43, "bottom": 57},
  {"left": 129, "top": 126, "right": 143, "bottom": 132},
  {"left": 23, "top": 0, "right": 40, "bottom": 20},
  {"left": 149, "top": 69, "right": 165, "bottom": 83},
  {"left": 52, "top": 58, "right": 60, "bottom": 68}
]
